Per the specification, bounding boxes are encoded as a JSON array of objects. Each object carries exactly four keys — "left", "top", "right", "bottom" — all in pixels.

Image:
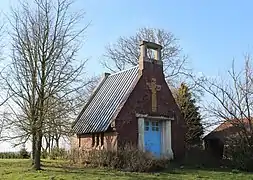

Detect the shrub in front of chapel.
[{"left": 78, "top": 144, "right": 169, "bottom": 172}]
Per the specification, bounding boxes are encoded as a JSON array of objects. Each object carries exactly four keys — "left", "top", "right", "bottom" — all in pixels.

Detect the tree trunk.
[
  {"left": 45, "top": 135, "right": 50, "bottom": 153},
  {"left": 31, "top": 132, "right": 36, "bottom": 165},
  {"left": 33, "top": 51, "right": 46, "bottom": 170},
  {"left": 51, "top": 136, "right": 54, "bottom": 151},
  {"left": 33, "top": 131, "right": 42, "bottom": 170},
  {"left": 55, "top": 137, "right": 60, "bottom": 148}
]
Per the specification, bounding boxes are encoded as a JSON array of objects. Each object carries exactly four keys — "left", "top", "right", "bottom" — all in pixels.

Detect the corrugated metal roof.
[{"left": 73, "top": 66, "right": 139, "bottom": 134}]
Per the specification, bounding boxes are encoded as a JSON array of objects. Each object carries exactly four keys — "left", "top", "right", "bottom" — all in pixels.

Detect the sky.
[
  {"left": 75, "top": 0, "right": 252, "bottom": 77},
  {"left": 0, "top": 0, "right": 252, "bottom": 151},
  {"left": 1, "top": 0, "right": 252, "bottom": 76}
]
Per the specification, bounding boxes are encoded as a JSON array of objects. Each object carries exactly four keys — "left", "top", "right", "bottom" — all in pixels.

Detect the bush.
[
  {"left": 41, "top": 149, "right": 49, "bottom": 159},
  {"left": 49, "top": 147, "right": 67, "bottom": 160},
  {"left": 69, "top": 144, "right": 169, "bottom": 172},
  {"left": 19, "top": 147, "right": 30, "bottom": 159},
  {"left": 224, "top": 137, "right": 253, "bottom": 171},
  {"left": 0, "top": 152, "right": 21, "bottom": 159}
]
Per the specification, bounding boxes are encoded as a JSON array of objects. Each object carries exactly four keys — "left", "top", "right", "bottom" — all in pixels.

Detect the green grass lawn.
[{"left": 0, "top": 159, "right": 253, "bottom": 180}]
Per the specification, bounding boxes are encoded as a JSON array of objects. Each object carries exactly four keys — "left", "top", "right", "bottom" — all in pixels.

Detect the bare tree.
[
  {"left": 42, "top": 95, "right": 74, "bottom": 152},
  {"left": 3, "top": 0, "right": 89, "bottom": 170},
  {"left": 0, "top": 15, "right": 10, "bottom": 138},
  {"left": 0, "top": 112, "right": 7, "bottom": 139},
  {"left": 42, "top": 75, "right": 100, "bottom": 153},
  {"left": 81, "top": 75, "right": 101, "bottom": 101},
  {"left": 198, "top": 55, "right": 253, "bottom": 151},
  {"left": 101, "top": 27, "right": 189, "bottom": 87}
]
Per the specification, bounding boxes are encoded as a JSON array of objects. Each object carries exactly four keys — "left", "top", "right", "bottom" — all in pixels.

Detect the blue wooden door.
[{"left": 144, "top": 120, "right": 161, "bottom": 157}]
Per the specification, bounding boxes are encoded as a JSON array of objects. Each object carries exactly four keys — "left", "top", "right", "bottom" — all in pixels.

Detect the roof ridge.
[{"left": 109, "top": 66, "right": 138, "bottom": 76}]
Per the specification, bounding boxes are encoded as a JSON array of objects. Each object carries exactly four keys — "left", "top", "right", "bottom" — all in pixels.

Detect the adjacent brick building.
[
  {"left": 72, "top": 41, "right": 186, "bottom": 160},
  {"left": 204, "top": 118, "right": 253, "bottom": 160}
]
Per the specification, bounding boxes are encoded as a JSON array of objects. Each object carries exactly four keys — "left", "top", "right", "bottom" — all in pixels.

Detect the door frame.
[{"left": 136, "top": 113, "right": 174, "bottom": 159}]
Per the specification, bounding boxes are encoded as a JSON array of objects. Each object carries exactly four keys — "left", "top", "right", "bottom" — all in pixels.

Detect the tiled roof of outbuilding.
[
  {"left": 73, "top": 66, "right": 139, "bottom": 134},
  {"left": 204, "top": 118, "right": 253, "bottom": 141}
]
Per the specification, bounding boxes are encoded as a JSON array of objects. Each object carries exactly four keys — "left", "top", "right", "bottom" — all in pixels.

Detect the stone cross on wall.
[{"left": 146, "top": 78, "right": 161, "bottom": 112}]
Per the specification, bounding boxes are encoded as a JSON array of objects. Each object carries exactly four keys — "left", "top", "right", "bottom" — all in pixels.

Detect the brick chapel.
[{"left": 72, "top": 41, "right": 186, "bottom": 159}]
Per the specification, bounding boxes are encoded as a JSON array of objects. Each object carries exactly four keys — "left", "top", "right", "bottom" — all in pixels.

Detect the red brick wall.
[
  {"left": 73, "top": 132, "right": 118, "bottom": 151},
  {"left": 78, "top": 134, "right": 93, "bottom": 150},
  {"left": 115, "top": 61, "right": 186, "bottom": 159}
]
